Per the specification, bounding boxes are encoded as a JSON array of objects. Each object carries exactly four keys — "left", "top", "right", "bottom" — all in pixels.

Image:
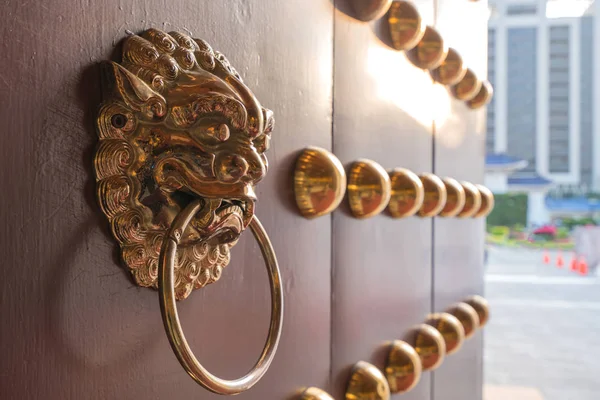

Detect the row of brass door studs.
[
  {"left": 388, "top": 1, "right": 494, "bottom": 109},
  {"left": 294, "top": 147, "right": 494, "bottom": 219},
  {"left": 344, "top": 0, "right": 493, "bottom": 110},
  {"left": 298, "top": 295, "right": 490, "bottom": 399}
]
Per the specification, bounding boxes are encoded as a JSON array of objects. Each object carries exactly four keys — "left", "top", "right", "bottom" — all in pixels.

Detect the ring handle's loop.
[{"left": 158, "top": 199, "right": 284, "bottom": 395}]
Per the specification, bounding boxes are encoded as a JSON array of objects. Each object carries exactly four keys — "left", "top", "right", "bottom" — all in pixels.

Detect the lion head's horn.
[{"left": 100, "top": 61, "right": 167, "bottom": 119}]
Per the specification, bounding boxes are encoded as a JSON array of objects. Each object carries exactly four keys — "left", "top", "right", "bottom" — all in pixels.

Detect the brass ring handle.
[{"left": 158, "top": 199, "right": 284, "bottom": 395}]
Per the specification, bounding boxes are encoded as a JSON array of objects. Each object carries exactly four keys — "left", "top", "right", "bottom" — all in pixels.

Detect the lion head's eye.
[
  {"left": 111, "top": 113, "right": 128, "bottom": 129},
  {"left": 254, "top": 134, "right": 270, "bottom": 153}
]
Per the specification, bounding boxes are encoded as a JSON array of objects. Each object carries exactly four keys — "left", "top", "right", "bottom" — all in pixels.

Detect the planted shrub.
[
  {"left": 487, "top": 194, "right": 527, "bottom": 227},
  {"left": 490, "top": 226, "right": 510, "bottom": 238}
]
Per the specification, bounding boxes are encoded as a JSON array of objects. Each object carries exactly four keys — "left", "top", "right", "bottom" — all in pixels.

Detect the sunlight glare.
[{"left": 366, "top": 46, "right": 451, "bottom": 129}]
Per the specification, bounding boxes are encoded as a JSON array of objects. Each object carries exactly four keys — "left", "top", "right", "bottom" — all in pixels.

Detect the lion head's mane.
[{"left": 94, "top": 29, "right": 273, "bottom": 299}]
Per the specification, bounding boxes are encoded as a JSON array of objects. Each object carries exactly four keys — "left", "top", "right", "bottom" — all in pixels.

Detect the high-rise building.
[{"left": 485, "top": 0, "right": 599, "bottom": 224}]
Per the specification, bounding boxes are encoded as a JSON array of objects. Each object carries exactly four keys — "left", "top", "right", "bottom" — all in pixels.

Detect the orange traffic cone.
[
  {"left": 543, "top": 250, "right": 550, "bottom": 264},
  {"left": 556, "top": 252, "right": 564, "bottom": 268},
  {"left": 570, "top": 255, "right": 579, "bottom": 272},
  {"left": 579, "top": 257, "right": 589, "bottom": 276}
]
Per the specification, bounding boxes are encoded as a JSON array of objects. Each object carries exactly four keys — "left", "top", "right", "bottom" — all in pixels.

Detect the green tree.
[{"left": 487, "top": 193, "right": 528, "bottom": 227}]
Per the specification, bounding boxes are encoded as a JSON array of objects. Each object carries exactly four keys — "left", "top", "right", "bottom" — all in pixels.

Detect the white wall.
[
  {"left": 527, "top": 190, "right": 551, "bottom": 225},
  {"left": 485, "top": 172, "right": 509, "bottom": 193}
]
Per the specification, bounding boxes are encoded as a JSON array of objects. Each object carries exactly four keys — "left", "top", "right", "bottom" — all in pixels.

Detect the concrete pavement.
[{"left": 484, "top": 246, "right": 600, "bottom": 400}]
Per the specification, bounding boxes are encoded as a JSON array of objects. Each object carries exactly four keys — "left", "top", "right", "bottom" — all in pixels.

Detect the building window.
[
  {"left": 507, "top": 27, "right": 537, "bottom": 173},
  {"left": 580, "top": 15, "right": 594, "bottom": 185},
  {"left": 548, "top": 25, "right": 570, "bottom": 174},
  {"left": 486, "top": 28, "right": 496, "bottom": 154},
  {"left": 506, "top": 4, "right": 538, "bottom": 15}
]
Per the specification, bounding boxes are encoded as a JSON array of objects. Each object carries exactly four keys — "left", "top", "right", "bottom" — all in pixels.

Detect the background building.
[{"left": 485, "top": 0, "right": 600, "bottom": 225}]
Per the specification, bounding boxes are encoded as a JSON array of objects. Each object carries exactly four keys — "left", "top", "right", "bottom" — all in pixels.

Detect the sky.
[{"left": 545, "top": 0, "right": 594, "bottom": 18}]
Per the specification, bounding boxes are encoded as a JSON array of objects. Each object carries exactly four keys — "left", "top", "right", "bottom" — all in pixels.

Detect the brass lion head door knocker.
[{"left": 94, "top": 28, "right": 282, "bottom": 395}]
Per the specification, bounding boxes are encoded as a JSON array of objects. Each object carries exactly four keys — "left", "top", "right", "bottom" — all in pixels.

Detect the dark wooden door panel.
[
  {"left": 1, "top": 0, "right": 490, "bottom": 398},
  {"left": 432, "top": 1, "right": 489, "bottom": 400},
  {"left": 0, "top": 1, "right": 333, "bottom": 399},
  {"left": 330, "top": 1, "right": 435, "bottom": 399}
]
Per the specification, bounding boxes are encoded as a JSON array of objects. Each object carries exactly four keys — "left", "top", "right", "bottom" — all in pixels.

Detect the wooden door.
[
  {"left": 330, "top": 1, "right": 488, "bottom": 399},
  {"left": 330, "top": 1, "right": 436, "bottom": 399},
  {"left": 1, "top": 1, "right": 334, "bottom": 398},
  {"left": 1, "top": 1, "right": 488, "bottom": 399},
  {"left": 432, "top": 1, "right": 489, "bottom": 400}
]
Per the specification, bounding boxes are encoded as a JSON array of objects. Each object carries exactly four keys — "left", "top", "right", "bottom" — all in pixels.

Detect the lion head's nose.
[
  {"left": 215, "top": 154, "right": 250, "bottom": 183},
  {"left": 246, "top": 158, "right": 267, "bottom": 182}
]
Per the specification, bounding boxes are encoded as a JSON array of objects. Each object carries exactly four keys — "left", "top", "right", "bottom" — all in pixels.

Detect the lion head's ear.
[
  {"left": 100, "top": 61, "right": 167, "bottom": 119},
  {"left": 263, "top": 108, "right": 274, "bottom": 135}
]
